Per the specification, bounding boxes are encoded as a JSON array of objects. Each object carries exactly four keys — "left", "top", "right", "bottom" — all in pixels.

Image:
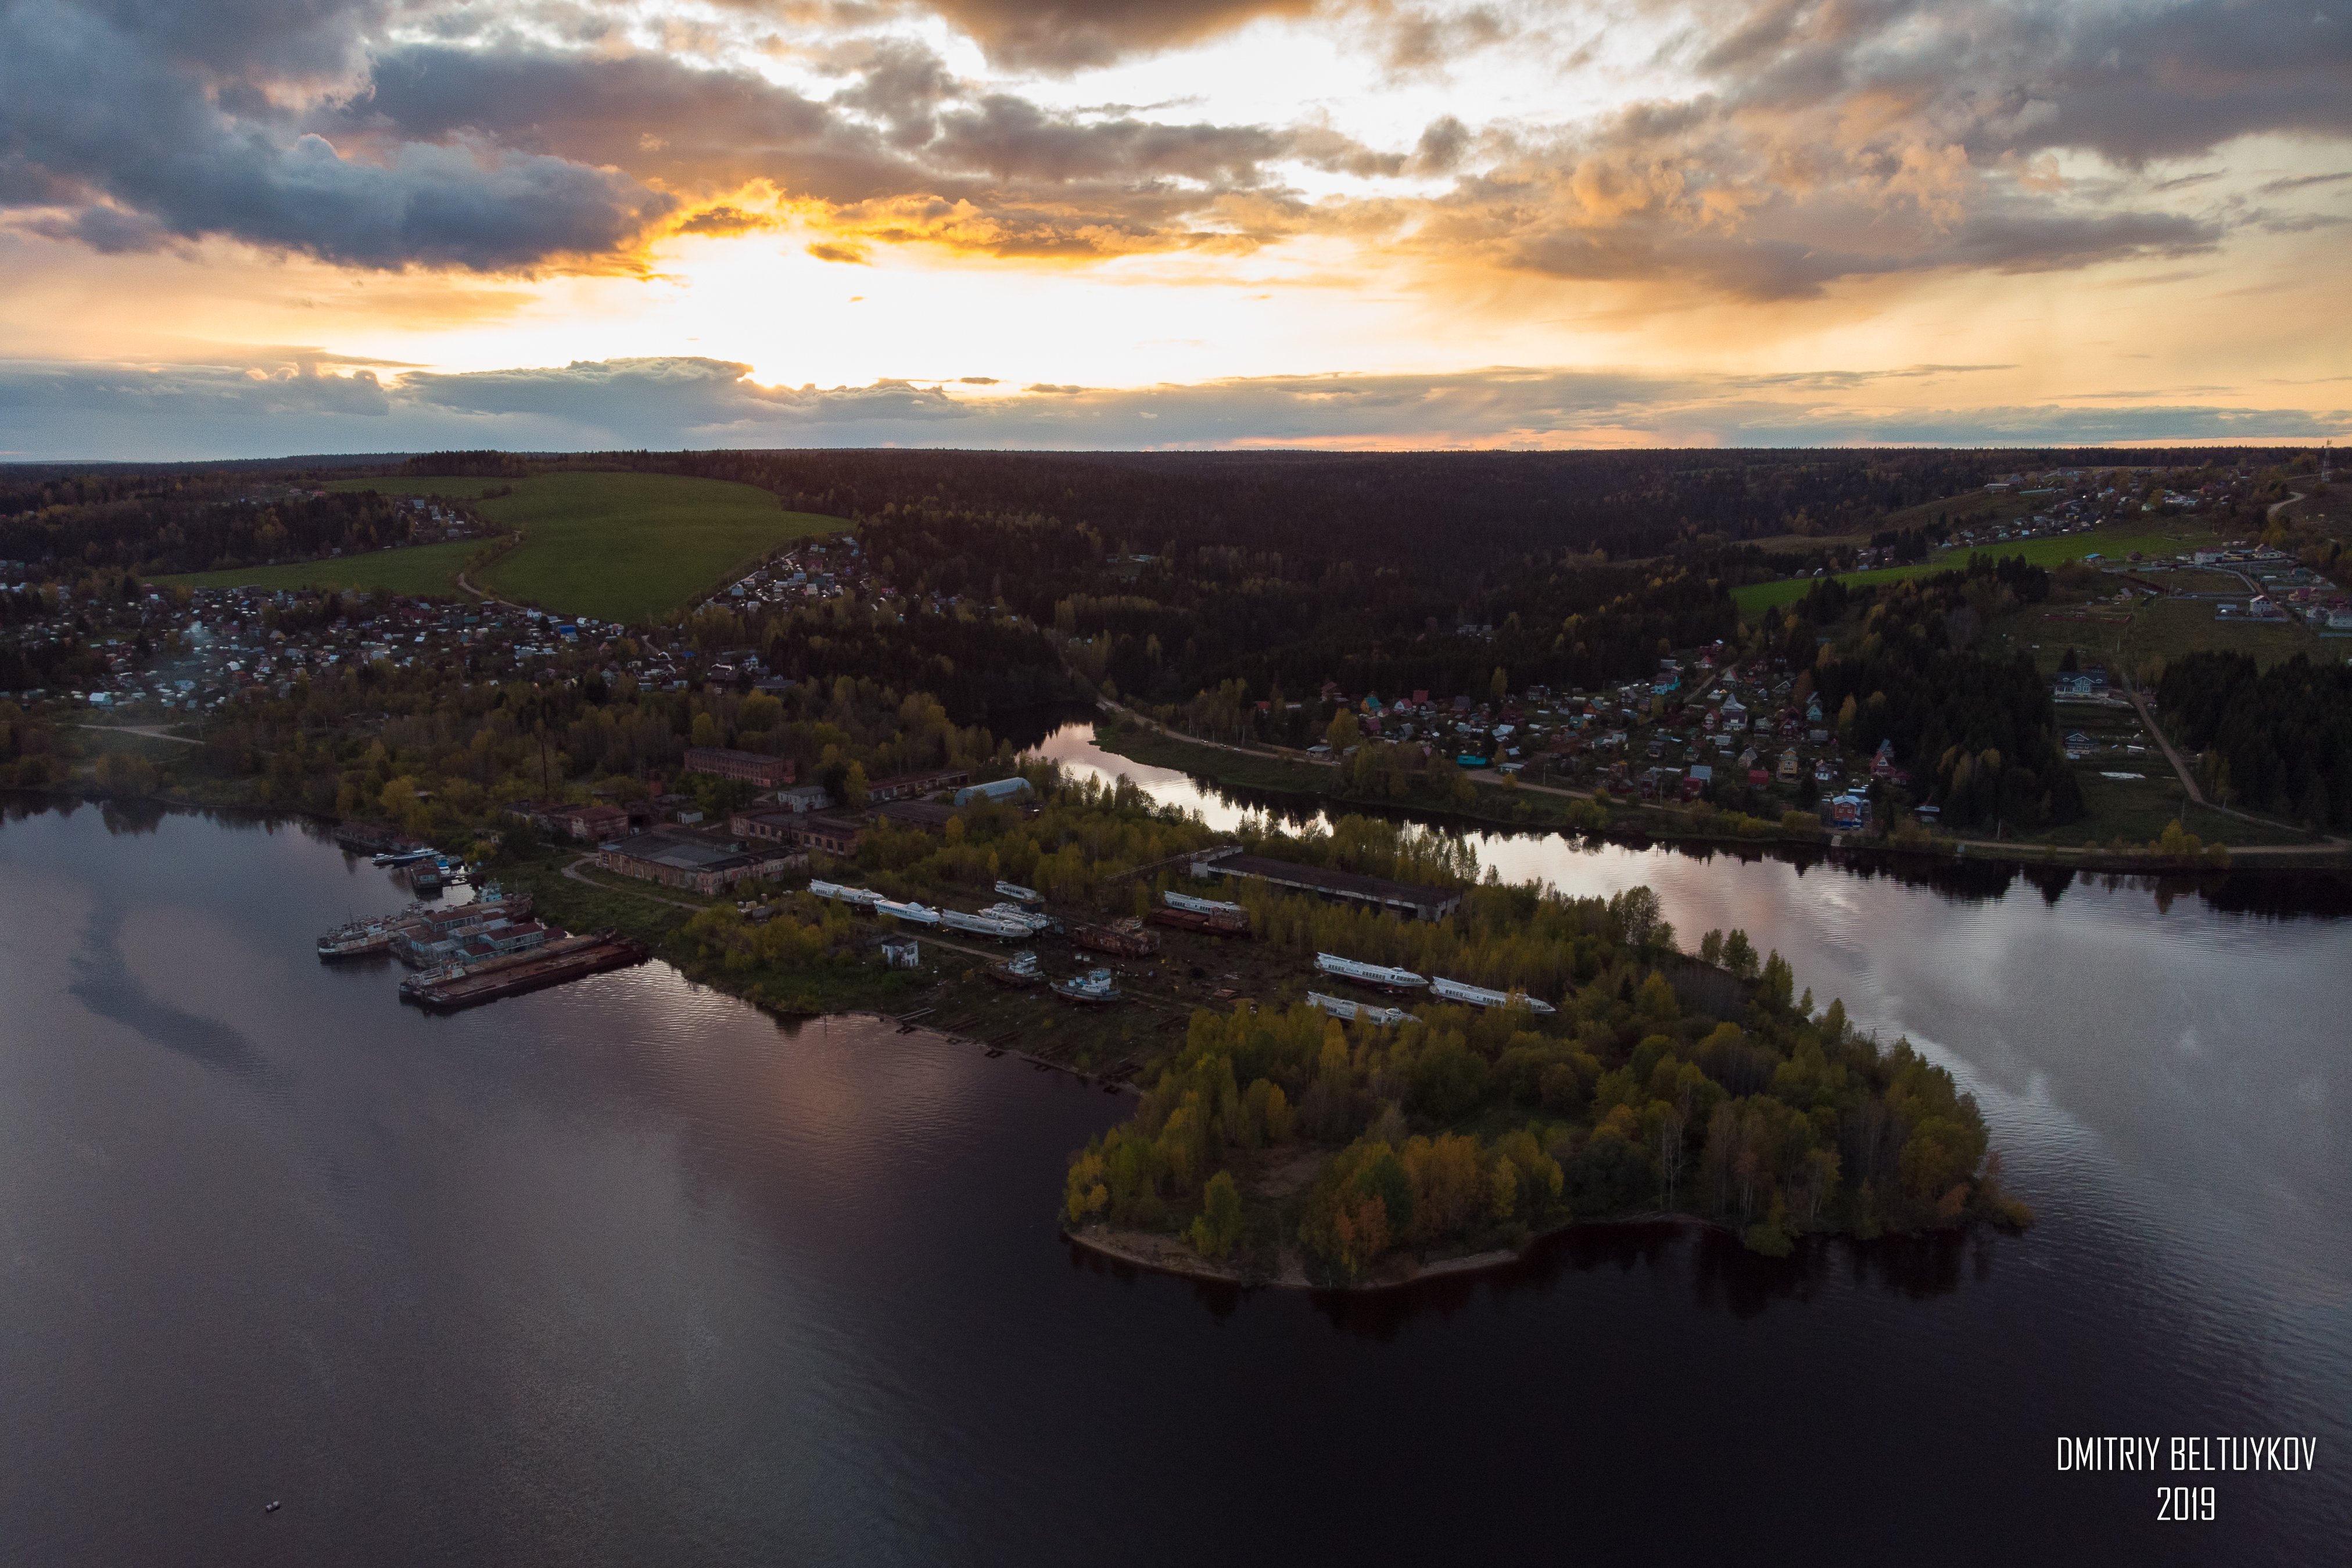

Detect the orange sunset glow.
[{"left": 2, "top": 1, "right": 2347, "bottom": 456}]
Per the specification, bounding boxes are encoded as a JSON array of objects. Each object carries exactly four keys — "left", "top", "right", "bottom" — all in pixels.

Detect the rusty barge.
[{"left": 398, "top": 930, "right": 648, "bottom": 1013}]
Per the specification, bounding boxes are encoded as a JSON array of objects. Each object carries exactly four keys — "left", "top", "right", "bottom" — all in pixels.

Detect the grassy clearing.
[
  {"left": 1732, "top": 518, "right": 2229, "bottom": 616},
  {"left": 1984, "top": 598, "right": 2329, "bottom": 677},
  {"left": 2018, "top": 766, "right": 2312, "bottom": 848},
  {"left": 158, "top": 537, "right": 490, "bottom": 598},
  {"left": 324, "top": 471, "right": 848, "bottom": 622},
  {"left": 2122, "top": 600, "right": 2335, "bottom": 673}
]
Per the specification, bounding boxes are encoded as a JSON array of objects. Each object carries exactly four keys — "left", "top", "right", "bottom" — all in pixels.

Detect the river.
[{"left": 2, "top": 775, "right": 2346, "bottom": 1564}]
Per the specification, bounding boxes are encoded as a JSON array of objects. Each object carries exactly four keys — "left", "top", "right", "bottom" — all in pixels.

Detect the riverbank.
[{"left": 1085, "top": 717, "right": 2352, "bottom": 874}]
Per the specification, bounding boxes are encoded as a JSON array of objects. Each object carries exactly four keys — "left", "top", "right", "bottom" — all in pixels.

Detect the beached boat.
[
  {"left": 993, "top": 880, "right": 1043, "bottom": 906},
  {"left": 941, "top": 908, "right": 1034, "bottom": 939},
  {"left": 1314, "top": 952, "right": 1428, "bottom": 993},
  {"left": 1429, "top": 975, "right": 1557, "bottom": 1015},
  {"left": 986, "top": 950, "right": 1044, "bottom": 988},
  {"left": 808, "top": 880, "right": 884, "bottom": 908},
  {"left": 1052, "top": 967, "right": 1122, "bottom": 1004},
  {"left": 979, "top": 902, "right": 1056, "bottom": 934},
  {"left": 1149, "top": 889, "right": 1250, "bottom": 936},
  {"left": 1304, "top": 990, "right": 1419, "bottom": 1028},
  {"left": 1164, "top": 889, "right": 1245, "bottom": 918},
  {"left": 1073, "top": 917, "right": 1158, "bottom": 959},
  {"left": 876, "top": 899, "right": 941, "bottom": 926}
]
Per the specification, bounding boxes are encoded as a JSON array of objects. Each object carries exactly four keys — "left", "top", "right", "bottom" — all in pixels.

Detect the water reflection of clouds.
[
  {"left": 66, "top": 902, "right": 267, "bottom": 1077},
  {"left": 1027, "top": 724, "right": 2352, "bottom": 1301}
]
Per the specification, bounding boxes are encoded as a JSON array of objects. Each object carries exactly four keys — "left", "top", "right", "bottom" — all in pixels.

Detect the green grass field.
[
  {"left": 330, "top": 472, "right": 846, "bottom": 623},
  {"left": 1731, "top": 519, "right": 2225, "bottom": 616},
  {"left": 160, "top": 537, "right": 490, "bottom": 598},
  {"left": 166, "top": 472, "right": 845, "bottom": 623}
]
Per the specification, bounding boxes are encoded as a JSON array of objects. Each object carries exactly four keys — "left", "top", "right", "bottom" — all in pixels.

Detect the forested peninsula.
[{"left": 1063, "top": 851, "right": 2033, "bottom": 1290}]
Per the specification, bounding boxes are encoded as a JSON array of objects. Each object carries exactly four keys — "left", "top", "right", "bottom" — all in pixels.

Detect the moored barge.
[{"left": 399, "top": 931, "right": 648, "bottom": 1012}]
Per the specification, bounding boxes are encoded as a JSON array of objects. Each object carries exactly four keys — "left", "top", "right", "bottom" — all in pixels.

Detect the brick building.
[{"left": 683, "top": 747, "right": 797, "bottom": 789}]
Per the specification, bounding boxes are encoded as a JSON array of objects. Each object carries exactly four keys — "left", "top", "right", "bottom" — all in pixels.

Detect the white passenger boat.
[
  {"left": 993, "top": 880, "right": 1043, "bottom": 905},
  {"left": 876, "top": 899, "right": 941, "bottom": 926},
  {"left": 1164, "top": 890, "right": 1246, "bottom": 917},
  {"left": 1429, "top": 975, "right": 1557, "bottom": 1015},
  {"left": 808, "top": 880, "right": 884, "bottom": 907},
  {"left": 1305, "top": 990, "right": 1419, "bottom": 1028},
  {"left": 979, "top": 902, "right": 1055, "bottom": 933},
  {"left": 1314, "top": 952, "right": 1429, "bottom": 993},
  {"left": 940, "top": 908, "right": 1033, "bottom": 939}
]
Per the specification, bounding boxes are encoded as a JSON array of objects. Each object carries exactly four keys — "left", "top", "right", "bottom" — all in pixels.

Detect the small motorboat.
[
  {"left": 986, "top": 950, "right": 1044, "bottom": 988},
  {"left": 264, "top": 1501, "right": 282, "bottom": 1515},
  {"left": 1051, "top": 967, "right": 1122, "bottom": 1005}
]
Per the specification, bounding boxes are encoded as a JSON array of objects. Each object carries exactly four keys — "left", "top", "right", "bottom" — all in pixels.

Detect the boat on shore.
[
  {"left": 1073, "top": 917, "right": 1159, "bottom": 959},
  {"left": 986, "top": 950, "right": 1044, "bottom": 988},
  {"left": 1052, "top": 967, "right": 1122, "bottom": 1005},
  {"left": 993, "top": 880, "right": 1043, "bottom": 906},
  {"left": 372, "top": 846, "right": 433, "bottom": 867},
  {"left": 1305, "top": 990, "right": 1419, "bottom": 1028},
  {"left": 808, "top": 880, "right": 884, "bottom": 909},
  {"left": 1429, "top": 975, "right": 1556, "bottom": 1014},
  {"left": 876, "top": 898, "right": 941, "bottom": 927},
  {"left": 1314, "top": 952, "right": 1428, "bottom": 993},
  {"left": 941, "top": 908, "right": 1035, "bottom": 940},
  {"left": 1149, "top": 889, "right": 1250, "bottom": 936}
]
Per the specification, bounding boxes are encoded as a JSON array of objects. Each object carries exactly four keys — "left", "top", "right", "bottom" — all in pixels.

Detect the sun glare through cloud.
[{"left": 0, "top": 1, "right": 2346, "bottom": 454}]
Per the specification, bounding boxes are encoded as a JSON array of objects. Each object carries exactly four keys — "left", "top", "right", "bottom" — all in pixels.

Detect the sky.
[{"left": 1, "top": 0, "right": 2349, "bottom": 458}]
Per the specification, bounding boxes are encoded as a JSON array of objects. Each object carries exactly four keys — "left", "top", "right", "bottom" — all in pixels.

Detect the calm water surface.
[{"left": 2, "top": 782, "right": 2347, "bottom": 1565}]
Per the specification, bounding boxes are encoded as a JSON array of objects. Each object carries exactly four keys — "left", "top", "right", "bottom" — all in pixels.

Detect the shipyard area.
[
  {"left": 318, "top": 826, "right": 1551, "bottom": 1079},
  {"left": 316, "top": 873, "right": 647, "bottom": 1014}
]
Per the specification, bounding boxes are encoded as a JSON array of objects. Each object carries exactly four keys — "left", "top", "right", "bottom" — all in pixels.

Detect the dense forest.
[
  {"left": 1761, "top": 557, "right": 2083, "bottom": 828},
  {"left": 2158, "top": 652, "right": 2352, "bottom": 829},
  {"left": 679, "top": 587, "right": 1077, "bottom": 730},
  {"left": 616, "top": 446, "right": 2264, "bottom": 566},
  {"left": 859, "top": 507, "right": 1739, "bottom": 706},
  {"left": 0, "top": 473, "right": 459, "bottom": 576},
  {"left": 1063, "top": 826, "right": 2030, "bottom": 1281}
]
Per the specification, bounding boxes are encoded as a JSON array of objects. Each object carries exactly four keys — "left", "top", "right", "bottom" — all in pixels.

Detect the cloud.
[
  {"left": 2, "top": 354, "right": 2343, "bottom": 460},
  {"left": 677, "top": 204, "right": 777, "bottom": 236},
  {"left": 806, "top": 240, "right": 872, "bottom": 263},
  {"left": 1677, "top": 0, "right": 2352, "bottom": 167},
  {"left": 1, "top": 0, "right": 2345, "bottom": 299},
  {"left": 922, "top": 0, "right": 1320, "bottom": 70},
  {"left": 0, "top": 1, "right": 674, "bottom": 271}
]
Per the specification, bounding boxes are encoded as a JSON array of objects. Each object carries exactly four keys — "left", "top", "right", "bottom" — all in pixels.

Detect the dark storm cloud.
[
  {"left": 1, "top": 0, "right": 2344, "bottom": 289},
  {"left": 1678, "top": 0, "right": 2352, "bottom": 165},
  {"left": 0, "top": 0, "right": 673, "bottom": 270},
  {"left": 347, "top": 39, "right": 1313, "bottom": 253}
]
